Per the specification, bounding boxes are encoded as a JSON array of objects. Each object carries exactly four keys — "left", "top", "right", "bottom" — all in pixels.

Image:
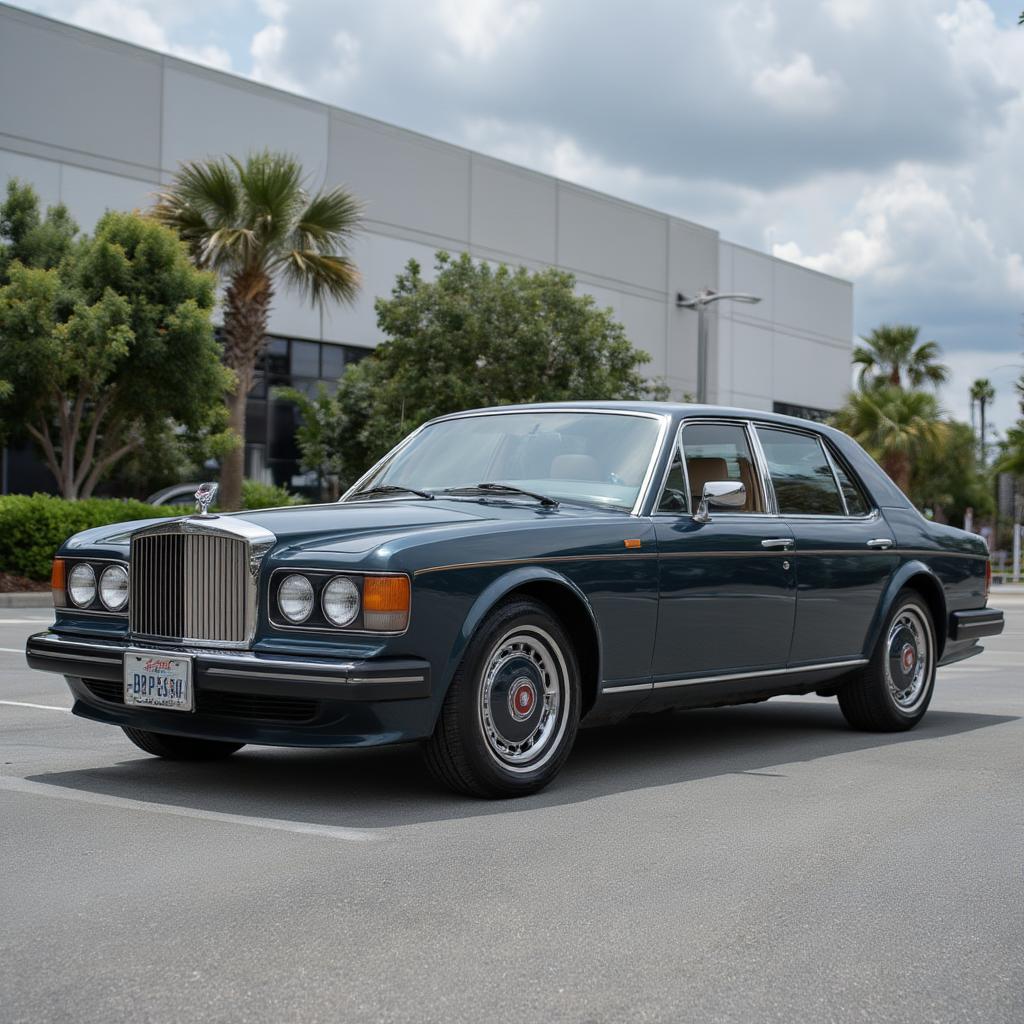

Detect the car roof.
[{"left": 431, "top": 401, "right": 829, "bottom": 432}]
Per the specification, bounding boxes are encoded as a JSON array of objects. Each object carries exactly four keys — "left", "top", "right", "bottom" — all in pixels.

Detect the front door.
[{"left": 652, "top": 421, "right": 796, "bottom": 683}]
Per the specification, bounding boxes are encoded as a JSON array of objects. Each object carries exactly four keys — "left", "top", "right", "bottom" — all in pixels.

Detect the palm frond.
[
  {"left": 277, "top": 250, "right": 361, "bottom": 305},
  {"left": 290, "top": 188, "right": 363, "bottom": 253}
]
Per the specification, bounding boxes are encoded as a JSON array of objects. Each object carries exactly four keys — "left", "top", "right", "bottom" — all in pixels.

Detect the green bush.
[
  {"left": 0, "top": 494, "right": 187, "bottom": 581},
  {"left": 240, "top": 479, "right": 304, "bottom": 510}
]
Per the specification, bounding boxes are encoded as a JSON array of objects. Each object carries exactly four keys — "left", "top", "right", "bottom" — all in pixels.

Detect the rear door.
[
  {"left": 753, "top": 424, "right": 898, "bottom": 665},
  {"left": 651, "top": 420, "right": 796, "bottom": 682}
]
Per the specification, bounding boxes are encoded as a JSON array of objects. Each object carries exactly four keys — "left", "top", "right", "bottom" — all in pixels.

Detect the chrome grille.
[{"left": 130, "top": 531, "right": 248, "bottom": 644}]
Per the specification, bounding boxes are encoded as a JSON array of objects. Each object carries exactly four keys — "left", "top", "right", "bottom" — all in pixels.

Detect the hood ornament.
[{"left": 194, "top": 482, "right": 218, "bottom": 517}]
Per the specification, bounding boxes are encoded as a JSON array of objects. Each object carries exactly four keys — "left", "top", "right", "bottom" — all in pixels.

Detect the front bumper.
[{"left": 25, "top": 631, "right": 434, "bottom": 748}]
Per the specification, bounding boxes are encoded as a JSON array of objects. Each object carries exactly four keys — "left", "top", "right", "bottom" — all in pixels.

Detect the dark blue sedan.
[{"left": 26, "top": 403, "right": 1004, "bottom": 797}]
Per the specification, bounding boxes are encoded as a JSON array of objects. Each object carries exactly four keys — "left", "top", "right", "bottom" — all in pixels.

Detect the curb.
[{"left": 0, "top": 592, "right": 53, "bottom": 608}]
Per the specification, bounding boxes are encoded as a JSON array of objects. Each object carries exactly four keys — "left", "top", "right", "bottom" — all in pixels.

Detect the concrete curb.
[{"left": 0, "top": 592, "right": 53, "bottom": 608}]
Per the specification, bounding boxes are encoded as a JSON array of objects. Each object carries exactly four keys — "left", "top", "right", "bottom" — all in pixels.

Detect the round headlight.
[
  {"left": 99, "top": 564, "right": 129, "bottom": 612},
  {"left": 278, "top": 574, "right": 314, "bottom": 623},
  {"left": 68, "top": 563, "right": 97, "bottom": 608},
  {"left": 323, "top": 576, "right": 360, "bottom": 627}
]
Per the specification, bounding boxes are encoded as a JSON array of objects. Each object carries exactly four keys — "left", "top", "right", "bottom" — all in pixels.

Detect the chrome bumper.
[{"left": 25, "top": 631, "right": 431, "bottom": 702}]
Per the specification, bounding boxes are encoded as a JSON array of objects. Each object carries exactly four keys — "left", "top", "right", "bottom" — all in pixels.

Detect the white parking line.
[
  {"left": 0, "top": 699, "right": 70, "bottom": 712},
  {"left": 0, "top": 646, "right": 26, "bottom": 653},
  {"left": 0, "top": 618, "right": 54, "bottom": 625},
  {"left": 0, "top": 775, "right": 377, "bottom": 842}
]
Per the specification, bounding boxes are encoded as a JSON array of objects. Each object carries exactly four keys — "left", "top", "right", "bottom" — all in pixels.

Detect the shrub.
[
  {"left": 240, "top": 479, "right": 304, "bottom": 510},
  {"left": 0, "top": 494, "right": 187, "bottom": 581}
]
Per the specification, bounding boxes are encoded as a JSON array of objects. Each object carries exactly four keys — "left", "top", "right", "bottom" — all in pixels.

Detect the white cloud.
[{"left": 752, "top": 53, "right": 842, "bottom": 115}]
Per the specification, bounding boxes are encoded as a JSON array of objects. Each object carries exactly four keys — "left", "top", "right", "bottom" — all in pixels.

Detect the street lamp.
[{"left": 676, "top": 288, "right": 762, "bottom": 404}]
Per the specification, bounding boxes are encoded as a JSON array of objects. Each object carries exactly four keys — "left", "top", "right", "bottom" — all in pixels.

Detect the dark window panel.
[{"left": 291, "top": 340, "right": 320, "bottom": 378}]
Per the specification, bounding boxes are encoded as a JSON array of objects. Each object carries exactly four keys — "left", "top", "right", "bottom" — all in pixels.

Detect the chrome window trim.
[
  {"left": 59, "top": 556, "right": 130, "bottom": 618},
  {"left": 340, "top": 408, "right": 672, "bottom": 518},
  {"left": 651, "top": 417, "right": 773, "bottom": 518},
  {"left": 266, "top": 567, "right": 412, "bottom": 637}
]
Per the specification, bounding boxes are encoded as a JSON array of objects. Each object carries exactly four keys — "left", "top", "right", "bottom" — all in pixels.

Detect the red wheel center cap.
[
  {"left": 509, "top": 679, "right": 537, "bottom": 721},
  {"left": 901, "top": 643, "right": 916, "bottom": 674}
]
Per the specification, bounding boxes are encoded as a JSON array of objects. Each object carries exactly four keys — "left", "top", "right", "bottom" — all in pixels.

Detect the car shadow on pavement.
[{"left": 26, "top": 700, "right": 1018, "bottom": 829}]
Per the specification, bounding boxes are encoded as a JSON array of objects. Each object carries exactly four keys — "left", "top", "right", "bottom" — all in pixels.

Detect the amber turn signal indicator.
[
  {"left": 363, "top": 575, "right": 411, "bottom": 632},
  {"left": 51, "top": 558, "right": 67, "bottom": 608},
  {"left": 624, "top": 539, "right": 642, "bottom": 549}
]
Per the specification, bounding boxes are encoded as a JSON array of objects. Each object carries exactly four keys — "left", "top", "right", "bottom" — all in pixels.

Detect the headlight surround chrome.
[
  {"left": 98, "top": 564, "right": 129, "bottom": 612},
  {"left": 67, "top": 563, "right": 97, "bottom": 608},
  {"left": 322, "top": 576, "right": 360, "bottom": 627},
  {"left": 278, "top": 573, "right": 314, "bottom": 623}
]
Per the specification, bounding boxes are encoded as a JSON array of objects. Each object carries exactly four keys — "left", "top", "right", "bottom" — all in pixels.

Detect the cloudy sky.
[{"left": 15, "top": 0, "right": 1024, "bottom": 434}]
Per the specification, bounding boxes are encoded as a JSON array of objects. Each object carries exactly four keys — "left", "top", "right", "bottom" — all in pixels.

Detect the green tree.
[
  {"left": 299, "top": 252, "right": 668, "bottom": 485},
  {"left": 853, "top": 324, "right": 949, "bottom": 390},
  {"left": 0, "top": 179, "right": 77, "bottom": 282},
  {"left": 0, "top": 193, "right": 233, "bottom": 499},
  {"left": 969, "top": 377, "right": 996, "bottom": 464},
  {"left": 152, "top": 151, "right": 362, "bottom": 511},
  {"left": 832, "top": 385, "right": 946, "bottom": 498},
  {"left": 911, "top": 420, "right": 993, "bottom": 525}
]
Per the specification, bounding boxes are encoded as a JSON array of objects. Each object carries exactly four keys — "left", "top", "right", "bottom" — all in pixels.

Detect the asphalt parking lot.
[{"left": 1, "top": 596, "right": 1022, "bottom": 1024}]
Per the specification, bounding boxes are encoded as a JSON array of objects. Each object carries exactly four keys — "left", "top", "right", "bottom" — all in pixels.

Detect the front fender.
[
  {"left": 865, "top": 559, "right": 948, "bottom": 659},
  {"left": 438, "top": 565, "right": 602, "bottom": 700}
]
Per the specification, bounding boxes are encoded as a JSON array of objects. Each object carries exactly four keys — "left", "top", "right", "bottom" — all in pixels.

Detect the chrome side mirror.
[{"left": 694, "top": 480, "right": 746, "bottom": 523}]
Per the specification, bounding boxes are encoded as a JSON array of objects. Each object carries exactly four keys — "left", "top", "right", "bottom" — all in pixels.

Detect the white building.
[{"left": 0, "top": 3, "right": 853, "bottom": 491}]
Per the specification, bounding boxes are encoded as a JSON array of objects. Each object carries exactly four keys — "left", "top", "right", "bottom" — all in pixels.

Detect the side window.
[
  {"left": 657, "top": 445, "right": 688, "bottom": 513},
  {"left": 680, "top": 422, "right": 763, "bottom": 513},
  {"left": 829, "top": 451, "right": 871, "bottom": 516},
  {"left": 756, "top": 427, "right": 844, "bottom": 516}
]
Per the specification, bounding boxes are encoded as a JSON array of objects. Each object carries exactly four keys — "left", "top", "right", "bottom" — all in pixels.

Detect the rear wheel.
[
  {"left": 423, "top": 598, "right": 581, "bottom": 798},
  {"left": 837, "top": 591, "right": 936, "bottom": 731},
  {"left": 122, "top": 727, "right": 244, "bottom": 760}
]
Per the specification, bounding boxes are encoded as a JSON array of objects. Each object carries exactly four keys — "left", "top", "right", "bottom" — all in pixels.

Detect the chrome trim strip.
[
  {"left": 651, "top": 658, "right": 868, "bottom": 690},
  {"left": 340, "top": 407, "right": 672, "bottom": 518},
  {"left": 348, "top": 675, "right": 425, "bottom": 684},
  {"left": 413, "top": 552, "right": 659, "bottom": 576},
  {"left": 601, "top": 682, "right": 653, "bottom": 694},
  {"left": 204, "top": 668, "right": 354, "bottom": 684},
  {"left": 29, "top": 648, "right": 122, "bottom": 665}
]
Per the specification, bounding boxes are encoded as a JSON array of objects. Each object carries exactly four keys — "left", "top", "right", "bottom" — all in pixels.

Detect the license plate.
[{"left": 124, "top": 651, "right": 194, "bottom": 712}]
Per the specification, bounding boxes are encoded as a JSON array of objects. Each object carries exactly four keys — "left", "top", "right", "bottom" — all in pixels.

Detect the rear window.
[{"left": 756, "top": 427, "right": 844, "bottom": 516}]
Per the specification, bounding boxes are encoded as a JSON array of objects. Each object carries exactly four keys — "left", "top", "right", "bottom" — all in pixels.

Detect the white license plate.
[{"left": 124, "top": 651, "right": 194, "bottom": 712}]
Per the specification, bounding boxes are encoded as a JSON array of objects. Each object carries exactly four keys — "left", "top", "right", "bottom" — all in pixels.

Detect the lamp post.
[{"left": 676, "top": 288, "right": 762, "bottom": 404}]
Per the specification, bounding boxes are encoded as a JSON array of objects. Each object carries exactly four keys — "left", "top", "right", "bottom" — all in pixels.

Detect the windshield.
[{"left": 349, "top": 411, "right": 664, "bottom": 511}]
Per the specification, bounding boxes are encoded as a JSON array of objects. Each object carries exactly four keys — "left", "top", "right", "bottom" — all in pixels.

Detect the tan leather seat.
[{"left": 686, "top": 457, "right": 729, "bottom": 498}]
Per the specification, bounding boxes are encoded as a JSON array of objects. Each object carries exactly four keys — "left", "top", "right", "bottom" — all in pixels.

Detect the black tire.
[
  {"left": 423, "top": 598, "right": 582, "bottom": 798},
  {"left": 122, "top": 727, "right": 244, "bottom": 761},
  {"left": 837, "top": 591, "right": 937, "bottom": 732}
]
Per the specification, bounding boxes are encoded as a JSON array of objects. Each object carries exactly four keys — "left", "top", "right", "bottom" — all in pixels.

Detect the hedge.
[{"left": 0, "top": 495, "right": 189, "bottom": 581}]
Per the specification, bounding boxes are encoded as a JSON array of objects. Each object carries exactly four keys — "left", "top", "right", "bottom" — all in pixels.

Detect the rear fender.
[{"left": 865, "top": 560, "right": 948, "bottom": 660}]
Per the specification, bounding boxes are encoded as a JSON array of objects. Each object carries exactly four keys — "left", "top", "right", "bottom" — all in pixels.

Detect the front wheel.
[
  {"left": 122, "top": 727, "right": 244, "bottom": 761},
  {"left": 423, "top": 598, "right": 581, "bottom": 798},
  {"left": 837, "top": 591, "right": 937, "bottom": 732}
]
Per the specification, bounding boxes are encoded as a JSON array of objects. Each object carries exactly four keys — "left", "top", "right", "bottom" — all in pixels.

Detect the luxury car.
[{"left": 26, "top": 403, "right": 1004, "bottom": 797}]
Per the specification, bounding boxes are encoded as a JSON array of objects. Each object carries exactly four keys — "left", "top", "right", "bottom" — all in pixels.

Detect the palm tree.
[
  {"left": 153, "top": 152, "right": 362, "bottom": 510},
  {"left": 832, "top": 386, "right": 946, "bottom": 497},
  {"left": 969, "top": 378, "right": 996, "bottom": 465},
  {"left": 853, "top": 324, "right": 949, "bottom": 390}
]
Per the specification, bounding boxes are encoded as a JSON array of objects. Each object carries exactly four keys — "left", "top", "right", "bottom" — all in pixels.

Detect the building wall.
[{"left": 0, "top": 3, "right": 852, "bottom": 415}]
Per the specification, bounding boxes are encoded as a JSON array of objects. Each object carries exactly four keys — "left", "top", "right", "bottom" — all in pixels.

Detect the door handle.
[
  {"left": 761, "top": 538, "right": 794, "bottom": 550},
  {"left": 866, "top": 538, "right": 894, "bottom": 549}
]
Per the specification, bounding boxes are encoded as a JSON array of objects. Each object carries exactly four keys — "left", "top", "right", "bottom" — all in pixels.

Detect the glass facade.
[{"left": 245, "top": 336, "right": 370, "bottom": 493}]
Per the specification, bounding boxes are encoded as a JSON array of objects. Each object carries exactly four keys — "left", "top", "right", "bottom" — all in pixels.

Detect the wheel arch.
[
  {"left": 444, "top": 566, "right": 603, "bottom": 719},
  {"left": 869, "top": 560, "right": 948, "bottom": 660}
]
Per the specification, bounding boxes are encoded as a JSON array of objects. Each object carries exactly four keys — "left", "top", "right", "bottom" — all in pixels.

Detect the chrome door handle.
[
  {"left": 761, "top": 538, "right": 794, "bottom": 550},
  {"left": 867, "top": 538, "right": 894, "bottom": 549}
]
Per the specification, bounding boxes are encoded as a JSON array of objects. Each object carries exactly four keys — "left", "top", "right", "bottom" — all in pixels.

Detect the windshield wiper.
[
  {"left": 348, "top": 484, "right": 434, "bottom": 501},
  {"left": 442, "top": 482, "right": 559, "bottom": 507}
]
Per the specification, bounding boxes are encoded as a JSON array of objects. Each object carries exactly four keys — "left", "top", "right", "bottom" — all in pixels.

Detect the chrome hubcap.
[
  {"left": 885, "top": 606, "right": 931, "bottom": 712},
  {"left": 478, "top": 627, "right": 569, "bottom": 771}
]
